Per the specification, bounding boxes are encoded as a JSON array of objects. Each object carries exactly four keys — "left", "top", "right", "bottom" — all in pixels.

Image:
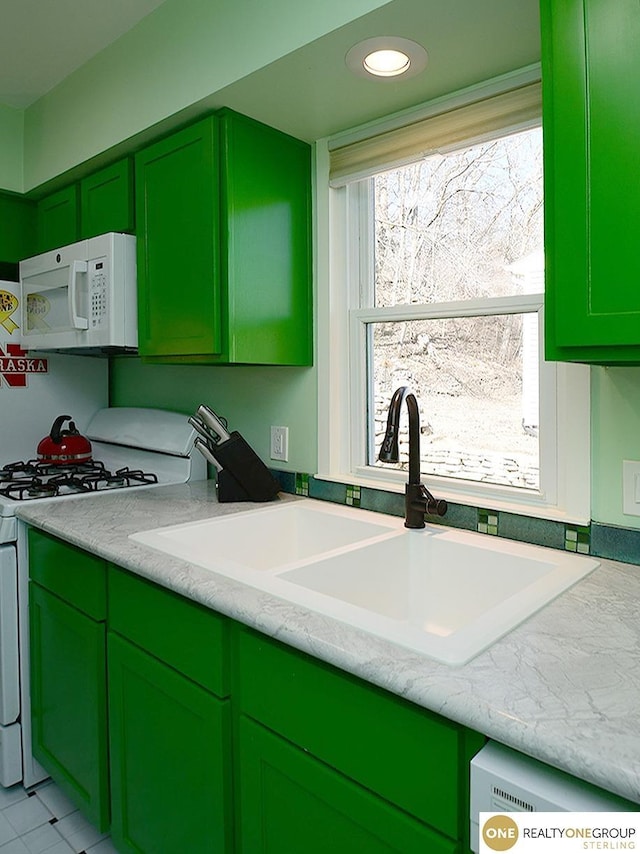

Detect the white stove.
[{"left": 0, "top": 407, "right": 206, "bottom": 789}]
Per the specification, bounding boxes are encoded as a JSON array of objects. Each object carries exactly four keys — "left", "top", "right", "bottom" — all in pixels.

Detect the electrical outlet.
[
  {"left": 270, "top": 426, "right": 289, "bottom": 462},
  {"left": 623, "top": 460, "right": 640, "bottom": 516}
]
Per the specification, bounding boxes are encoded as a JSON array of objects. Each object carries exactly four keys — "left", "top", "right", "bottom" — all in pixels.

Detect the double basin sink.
[{"left": 130, "top": 498, "right": 598, "bottom": 666}]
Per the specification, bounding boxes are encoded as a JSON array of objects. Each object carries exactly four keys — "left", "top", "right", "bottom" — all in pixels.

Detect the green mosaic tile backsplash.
[{"left": 271, "top": 470, "right": 640, "bottom": 566}]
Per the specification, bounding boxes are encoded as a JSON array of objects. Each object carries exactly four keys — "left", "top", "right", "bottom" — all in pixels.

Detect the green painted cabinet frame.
[
  {"left": 28, "top": 529, "right": 109, "bottom": 831},
  {"left": 135, "top": 110, "right": 312, "bottom": 365},
  {"left": 36, "top": 185, "right": 79, "bottom": 253},
  {"left": 80, "top": 158, "right": 134, "bottom": 239},
  {"left": 30, "top": 585, "right": 110, "bottom": 831},
  {"left": 107, "top": 564, "right": 233, "bottom": 852},
  {"left": 108, "top": 633, "right": 232, "bottom": 854},
  {"left": 542, "top": 0, "right": 640, "bottom": 363}
]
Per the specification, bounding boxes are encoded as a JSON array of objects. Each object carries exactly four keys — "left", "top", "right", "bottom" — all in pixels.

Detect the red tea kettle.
[{"left": 37, "top": 415, "right": 92, "bottom": 464}]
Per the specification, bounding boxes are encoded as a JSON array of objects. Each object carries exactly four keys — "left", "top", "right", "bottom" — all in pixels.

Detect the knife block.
[{"left": 213, "top": 432, "right": 280, "bottom": 503}]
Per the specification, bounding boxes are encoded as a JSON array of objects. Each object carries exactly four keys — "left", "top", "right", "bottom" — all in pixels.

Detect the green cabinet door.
[
  {"left": 0, "top": 192, "right": 36, "bottom": 262},
  {"left": 542, "top": 0, "right": 640, "bottom": 363},
  {"left": 36, "top": 185, "right": 79, "bottom": 253},
  {"left": 29, "top": 583, "right": 109, "bottom": 831},
  {"left": 135, "top": 110, "right": 312, "bottom": 364},
  {"left": 80, "top": 158, "right": 134, "bottom": 239},
  {"left": 238, "top": 716, "right": 457, "bottom": 854},
  {"left": 135, "top": 117, "right": 222, "bottom": 357},
  {"left": 235, "top": 625, "right": 482, "bottom": 843},
  {"left": 108, "top": 632, "right": 232, "bottom": 854}
]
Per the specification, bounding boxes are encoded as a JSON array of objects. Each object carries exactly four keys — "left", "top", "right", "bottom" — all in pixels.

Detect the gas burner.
[
  {"left": 0, "top": 461, "right": 40, "bottom": 481},
  {"left": 80, "top": 467, "right": 159, "bottom": 491},
  {"left": 0, "top": 458, "right": 160, "bottom": 500},
  {"left": 0, "top": 477, "right": 60, "bottom": 501},
  {"left": 116, "top": 467, "right": 159, "bottom": 485},
  {"left": 33, "top": 460, "right": 107, "bottom": 478},
  {"left": 47, "top": 473, "right": 94, "bottom": 494}
]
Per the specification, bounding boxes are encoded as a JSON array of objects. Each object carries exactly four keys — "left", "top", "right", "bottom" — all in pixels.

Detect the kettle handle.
[{"left": 50, "top": 415, "right": 71, "bottom": 444}]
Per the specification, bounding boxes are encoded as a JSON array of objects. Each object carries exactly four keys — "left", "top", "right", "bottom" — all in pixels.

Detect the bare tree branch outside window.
[{"left": 370, "top": 127, "right": 544, "bottom": 490}]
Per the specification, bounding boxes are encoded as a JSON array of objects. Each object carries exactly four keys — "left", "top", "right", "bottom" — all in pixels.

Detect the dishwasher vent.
[{"left": 491, "top": 785, "right": 535, "bottom": 813}]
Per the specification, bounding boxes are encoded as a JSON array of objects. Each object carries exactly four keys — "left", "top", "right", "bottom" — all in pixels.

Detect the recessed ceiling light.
[
  {"left": 346, "top": 37, "right": 428, "bottom": 80},
  {"left": 363, "top": 49, "right": 411, "bottom": 77}
]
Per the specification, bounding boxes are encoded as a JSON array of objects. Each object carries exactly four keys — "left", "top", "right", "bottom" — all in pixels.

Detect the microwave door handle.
[{"left": 69, "top": 260, "right": 89, "bottom": 329}]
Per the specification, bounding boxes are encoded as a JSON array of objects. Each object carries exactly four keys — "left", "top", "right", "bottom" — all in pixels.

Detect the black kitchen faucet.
[{"left": 378, "top": 386, "right": 447, "bottom": 528}]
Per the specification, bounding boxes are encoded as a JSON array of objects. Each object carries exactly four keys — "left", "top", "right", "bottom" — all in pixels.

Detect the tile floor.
[{"left": 0, "top": 779, "right": 117, "bottom": 854}]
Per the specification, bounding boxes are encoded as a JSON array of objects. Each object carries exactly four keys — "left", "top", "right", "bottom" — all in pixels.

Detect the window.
[{"left": 317, "top": 72, "right": 590, "bottom": 522}]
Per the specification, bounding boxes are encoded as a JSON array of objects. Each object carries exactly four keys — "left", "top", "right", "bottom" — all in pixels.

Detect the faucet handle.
[
  {"left": 427, "top": 496, "right": 448, "bottom": 517},
  {"left": 418, "top": 484, "right": 447, "bottom": 517}
]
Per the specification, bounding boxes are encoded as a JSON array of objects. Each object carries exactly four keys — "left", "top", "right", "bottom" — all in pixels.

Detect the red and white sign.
[
  {"left": 0, "top": 283, "right": 48, "bottom": 388},
  {"left": 0, "top": 344, "right": 48, "bottom": 388}
]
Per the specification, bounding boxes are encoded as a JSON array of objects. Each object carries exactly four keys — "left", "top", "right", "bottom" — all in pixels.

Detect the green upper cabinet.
[
  {"left": 0, "top": 193, "right": 36, "bottom": 263},
  {"left": 135, "top": 110, "right": 312, "bottom": 365},
  {"left": 135, "top": 116, "right": 222, "bottom": 358},
  {"left": 36, "top": 185, "right": 79, "bottom": 254},
  {"left": 542, "top": 0, "right": 640, "bottom": 363},
  {"left": 219, "top": 109, "right": 312, "bottom": 366},
  {"left": 34, "top": 159, "right": 133, "bottom": 254},
  {"left": 80, "top": 158, "right": 134, "bottom": 239}
]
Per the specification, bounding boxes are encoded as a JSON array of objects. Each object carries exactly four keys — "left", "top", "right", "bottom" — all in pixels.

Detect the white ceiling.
[{"left": 0, "top": 0, "right": 168, "bottom": 109}]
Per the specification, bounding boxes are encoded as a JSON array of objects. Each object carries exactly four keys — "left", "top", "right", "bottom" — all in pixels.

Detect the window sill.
[{"left": 314, "top": 468, "right": 590, "bottom": 526}]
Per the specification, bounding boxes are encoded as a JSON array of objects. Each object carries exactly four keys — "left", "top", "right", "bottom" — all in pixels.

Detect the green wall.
[
  {"left": 0, "top": 104, "right": 23, "bottom": 193},
  {"left": 110, "top": 356, "right": 640, "bottom": 533},
  {"left": 109, "top": 358, "right": 317, "bottom": 474},
  {"left": 22, "top": 0, "right": 390, "bottom": 191},
  {"left": 591, "top": 367, "right": 640, "bottom": 529}
]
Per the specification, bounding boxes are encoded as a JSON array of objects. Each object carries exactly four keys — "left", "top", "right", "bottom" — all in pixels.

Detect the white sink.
[
  {"left": 130, "top": 499, "right": 598, "bottom": 665},
  {"left": 130, "top": 499, "right": 401, "bottom": 573},
  {"left": 277, "top": 528, "right": 597, "bottom": 664}
]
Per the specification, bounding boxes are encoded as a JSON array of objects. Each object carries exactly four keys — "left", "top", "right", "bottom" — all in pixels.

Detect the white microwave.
[{"left": 19, "top": 232, "right": 137, "bottom": 351}]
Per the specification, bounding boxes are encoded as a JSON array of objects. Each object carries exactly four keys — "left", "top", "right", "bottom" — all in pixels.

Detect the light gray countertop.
[{"left": 16, "top": 480, "right": 640, "bottom": 805}]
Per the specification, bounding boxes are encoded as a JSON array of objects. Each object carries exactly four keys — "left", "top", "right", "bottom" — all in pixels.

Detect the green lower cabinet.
[
  {"left": 108, "top": 632, "right": 232, "bottom": 853},
  {"left": 28, "top": 531, "right": 480, "bottom": 854},
  {"left": 234, "top": 627, "right": 483, "bottom": 853},
  {"left": 29, "top": 582, "right": 109, "bottom": 831},
  {"left": 238, "top": 715, "right": 457, "bottom": 854}
]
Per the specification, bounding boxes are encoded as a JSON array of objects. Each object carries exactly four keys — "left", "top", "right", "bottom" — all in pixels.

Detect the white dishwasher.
[{"left": 470, "top": 741, "right": 635, "bottom": 853}]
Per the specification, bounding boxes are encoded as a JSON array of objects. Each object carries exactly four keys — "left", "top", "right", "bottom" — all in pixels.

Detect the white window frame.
[{"left": 315, "top": 69, "right": 591, "bottom": 524}]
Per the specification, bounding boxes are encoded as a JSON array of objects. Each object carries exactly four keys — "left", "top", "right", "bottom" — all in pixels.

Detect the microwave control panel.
[{"left": 88, "top": 258, "right": 108, "bottom": 328}]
